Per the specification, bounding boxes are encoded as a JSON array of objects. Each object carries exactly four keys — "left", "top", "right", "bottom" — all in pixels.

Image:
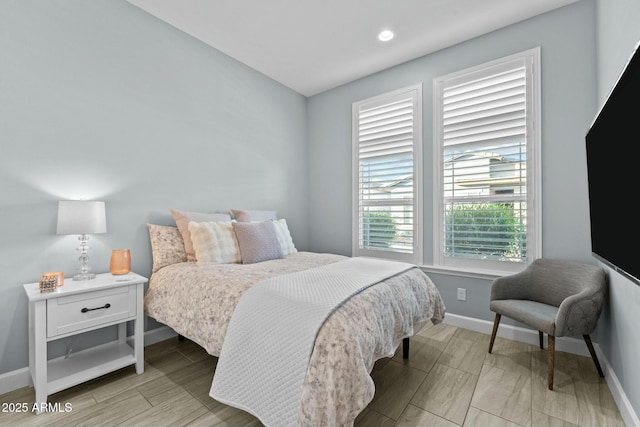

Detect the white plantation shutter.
[
  {"left": 352, "top": 85, "right": 422, "bottom": 263},
  {"left": 443, "top": 67, "right": 526, "bottom": 149},
  {"left": 434, "top": 49, "right": 541, "bottom": 273}
]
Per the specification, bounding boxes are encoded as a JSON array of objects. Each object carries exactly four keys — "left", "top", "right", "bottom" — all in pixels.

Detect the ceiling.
[{"left": 126, "top": 0, "right": 580, "bottom": 97}]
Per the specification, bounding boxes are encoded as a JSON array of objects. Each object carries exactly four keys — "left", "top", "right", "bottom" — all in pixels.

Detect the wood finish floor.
[{"left": 0, "top": 322, "right": 626, "bottom": 427}]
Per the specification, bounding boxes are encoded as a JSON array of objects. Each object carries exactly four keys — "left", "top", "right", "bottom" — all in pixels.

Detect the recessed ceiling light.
[{"left": 377, "top": 30, "right": 394, "bottom": 42}]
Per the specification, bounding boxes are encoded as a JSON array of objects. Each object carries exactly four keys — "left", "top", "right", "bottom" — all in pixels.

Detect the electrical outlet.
[{"left": 457, "top": 288, "right": 466, "bottom": 301}]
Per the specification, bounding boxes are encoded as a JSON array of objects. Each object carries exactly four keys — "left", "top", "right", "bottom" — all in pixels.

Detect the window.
[
  {"left": 352, "top": 84, "right": 422, "bottom": 264},
  {"left": 433, "top": 49, "right": 541, "bottom": 273}
]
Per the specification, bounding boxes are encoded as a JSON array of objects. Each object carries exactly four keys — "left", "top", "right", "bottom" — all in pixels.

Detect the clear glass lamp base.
[{"left": 73, "top": 234, "right": 97, "bottom": 281}]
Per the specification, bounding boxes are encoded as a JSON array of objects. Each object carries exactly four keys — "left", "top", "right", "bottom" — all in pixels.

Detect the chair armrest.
[
  {"left": 555, "top": 286, "right": 605, "bottom": 337},
  {"left": 490, "top": 269, "right": 531, "bottom": 301}
]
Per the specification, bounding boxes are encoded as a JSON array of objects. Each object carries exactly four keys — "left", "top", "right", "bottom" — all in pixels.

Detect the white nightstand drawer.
[{"left": 47, "top": 285, "right": 137, "bottom": 338}]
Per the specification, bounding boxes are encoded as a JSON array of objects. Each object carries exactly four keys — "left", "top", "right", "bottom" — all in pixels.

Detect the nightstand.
[{"left": 23, "top": 272, "right": 147, "bottom": 413}]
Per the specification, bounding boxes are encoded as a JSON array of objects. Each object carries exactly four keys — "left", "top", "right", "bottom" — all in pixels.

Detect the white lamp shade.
[{"left": 56, "top": 201, "right": 107, "bottom": 235}]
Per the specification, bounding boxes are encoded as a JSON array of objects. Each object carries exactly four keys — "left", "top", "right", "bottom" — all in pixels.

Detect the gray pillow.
[{"left": 233, "top": 221, "right": 283, "bottom": 264}]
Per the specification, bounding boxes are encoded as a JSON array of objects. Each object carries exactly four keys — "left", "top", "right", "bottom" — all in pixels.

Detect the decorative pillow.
[
  {"left": 170, "top": 209, "right": 232, "bottom": 261},
  {"left": 231, "top": 209, "right": 278, "bottom": 222},
  {"left": 188, "top": 221, "right": 241, "bottom": 264},
  {"left": 147, "top": 224, "right": 187, "bottom": 273},
  {"left": 273, "top": 219, "right": 297, "bottom": 256},
  {"left": 233, "top": 221, "right": 283, "bottom": 264}
]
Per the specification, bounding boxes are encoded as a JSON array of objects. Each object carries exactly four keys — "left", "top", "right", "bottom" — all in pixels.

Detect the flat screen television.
[{"left": 586, "top": 40, "right": 640, "bottom": 285}]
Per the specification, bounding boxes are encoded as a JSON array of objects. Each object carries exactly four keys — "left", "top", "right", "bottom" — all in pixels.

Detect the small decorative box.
[{"left": 39, "top": 271, "right": 64, "bottom": 292}]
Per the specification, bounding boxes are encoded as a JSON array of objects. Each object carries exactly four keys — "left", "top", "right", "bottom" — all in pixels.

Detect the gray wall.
[
  {"left": 595, "top": 0, "right": 640, "bottom": 417},
  {"left": 0, "top": 1, "right": 308, "bottom": 375},
  {"left": 307, "top": 1, "right": 597, "bottom": 320}
]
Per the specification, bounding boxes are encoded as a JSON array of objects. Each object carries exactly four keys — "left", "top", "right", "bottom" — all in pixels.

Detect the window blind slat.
[
  {"left": 359, "top": 99, "right": 413, "bottom": 118},
  {"left": 443, "top": 107, "right": 526, "bottom": 132},
  {"left": 359, "top": 127, "right": 413, "bottom": 143},
  {"left": 444, "top": 95, "right": 525, "bottom": 121},
  {"left": 444, "top": 131, "right": 525, "bottom": 148},
  {"left": 361, "top": 116, "right": 412, "bottom": 130},
  {"left": 445, "top": 80, "right": 525, "bottom": 106},
  {"left": 444, "top": 68, "right": 525, "bottom": 97},
  {"left": 359, "top": 106, "right": 413, "bottom": 127}
]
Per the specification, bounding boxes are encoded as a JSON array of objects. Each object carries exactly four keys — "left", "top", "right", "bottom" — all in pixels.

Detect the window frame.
[
  {"left": 432, "top": 48, "right": 542, "bottom": 274},
  {"left": 352, "top": 84, "right": 423, "bottom": 264}
]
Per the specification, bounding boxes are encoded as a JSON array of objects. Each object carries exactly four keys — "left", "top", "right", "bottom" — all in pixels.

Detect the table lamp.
[{"left": 56, "top": 200, "right": 107, "bottom": 281}]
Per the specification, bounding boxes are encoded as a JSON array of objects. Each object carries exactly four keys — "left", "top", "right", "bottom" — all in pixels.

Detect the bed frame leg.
[
  {"left": 402, "top": 337, "right": 410, "bottom": 359},
  {"left": 178, "top": 334, "right": 185, "bottom": 342}
]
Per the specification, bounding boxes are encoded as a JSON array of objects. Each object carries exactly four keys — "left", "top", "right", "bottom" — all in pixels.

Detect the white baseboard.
[
  {"left": 442, "top": 312, "right": 590, "bottom": 356},
  {"left": 596, "top": 344, "right": 640, "bottom": 427},
  {"left": 0, "top": 367, "right": 32, "bottom": 396},
  {"left": 443, "top": 313, "right": 639, "bottom": 427},
  {"left": 0, "top": 326, "right": 177, "bottom": 396}
]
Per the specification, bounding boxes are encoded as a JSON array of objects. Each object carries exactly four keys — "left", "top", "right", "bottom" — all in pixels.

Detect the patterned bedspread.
[{"left": 144, "top": 251, "right": 446, "bottom": 426}]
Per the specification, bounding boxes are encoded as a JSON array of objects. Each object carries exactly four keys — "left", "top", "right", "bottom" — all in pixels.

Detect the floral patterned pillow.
[{"left": 147, "top": 224, "right": 187, "bottom": 273}]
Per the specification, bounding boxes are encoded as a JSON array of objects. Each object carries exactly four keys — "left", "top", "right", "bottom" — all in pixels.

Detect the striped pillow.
[
  {"left": 188, "top": 221, "right": 241, "bottom": 264},
  {"left": 171, "top": 209, "right": 232, "bottom": 261}
]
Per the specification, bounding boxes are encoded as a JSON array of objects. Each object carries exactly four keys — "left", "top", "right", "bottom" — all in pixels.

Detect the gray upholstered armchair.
[{"left": 488, "top": 258, "right": 607, "bottom": 390}]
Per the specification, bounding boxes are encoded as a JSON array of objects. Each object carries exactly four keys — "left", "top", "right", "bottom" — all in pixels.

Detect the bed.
[{"left": 143, "top": 217, "right": 445, "bottom": 426}]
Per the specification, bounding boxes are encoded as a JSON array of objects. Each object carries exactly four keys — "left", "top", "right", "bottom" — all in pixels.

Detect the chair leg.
[
  {"left": 488, "top": 314, "right": 501, "bottom": 353},
  {"left": 548, "top": 335, "right": 555, "bottom": 390},
  {"left": 583, "top": 335, "right": 605, "bottom": 378},
  {"left": 539, "top": 331, "right": 544, "bottom": 349}
]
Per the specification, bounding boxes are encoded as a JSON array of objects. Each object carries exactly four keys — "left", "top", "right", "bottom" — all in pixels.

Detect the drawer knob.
[{"left": 81, "top": 303, "right": 111, "bottom": 313}]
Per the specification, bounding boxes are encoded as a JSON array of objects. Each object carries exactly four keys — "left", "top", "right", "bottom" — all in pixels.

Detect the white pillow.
[
  {"left": 273, "top": 219, "right": 297, "bottom": 256},
  {"left": 188, "top": 221, "right": 241, "bottom": 264}
]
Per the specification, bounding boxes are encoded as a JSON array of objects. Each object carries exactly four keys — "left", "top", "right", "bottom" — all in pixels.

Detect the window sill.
[{"left": 418, "top": 264, "right": 507, "bottom": 281}]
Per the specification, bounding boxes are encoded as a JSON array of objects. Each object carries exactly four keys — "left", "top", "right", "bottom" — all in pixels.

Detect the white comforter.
[{"left": 144, "top": 252, "right": 446, "bottom": 426}]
